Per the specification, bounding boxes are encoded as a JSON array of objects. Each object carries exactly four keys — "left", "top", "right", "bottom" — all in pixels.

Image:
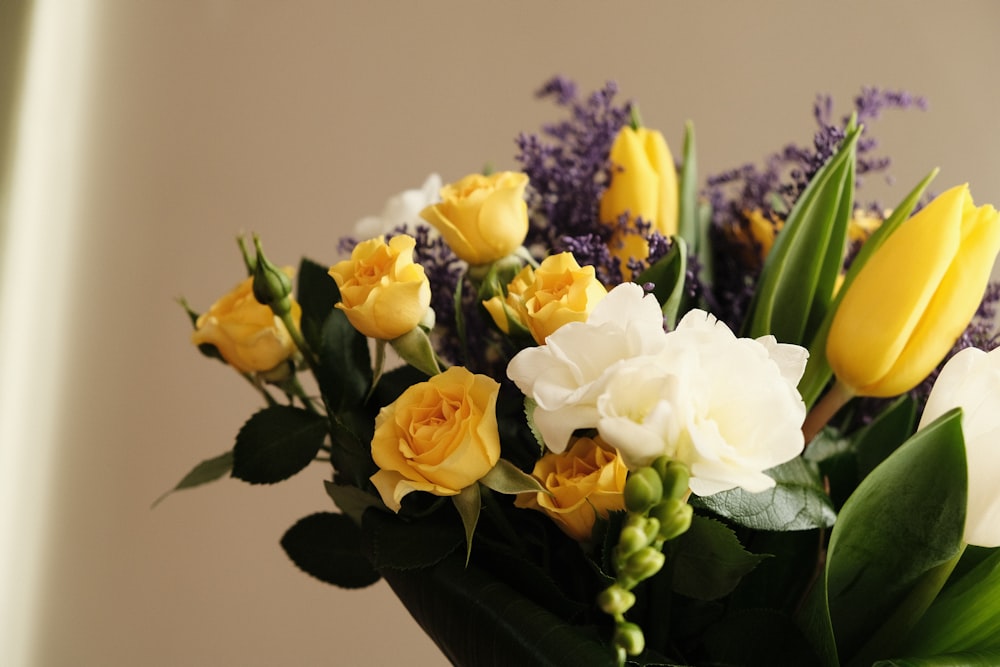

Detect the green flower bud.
[
  {"left": 625, "top": 546, "right": 665, "bottom": 581},
  {"left": 649, "top": 498, "right": 693, "bottom": 541},
  {"left": 661, "top": 461, "right": 691, "bottom": 500},
  {"left": 624, "top": 468, "right": 663, "bottom": 513},
  {"left": 617, "top": 525, "right": 648, "bottom": 556},
  {"left": 251, "top": 235, "right": 294, "bottom": 315},
  {"left": 614, "top": 622, "right": 645, "bottom": 656},
  {"left": 597, "top": 585, "right": 636, "bottom": 616}
]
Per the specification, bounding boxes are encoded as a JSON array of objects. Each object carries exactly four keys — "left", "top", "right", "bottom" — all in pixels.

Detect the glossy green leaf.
[
  {"left": 798, "top": 169, "right": 937, "bottom": 406},
  {"left": 691, "top": 457, "right": 836, "bottom": 531},
  {"left": 152, "top": 450, "right": 233, "bottom": 507},
  {"left": 873, "top": 649, "right": 1000, "bottom": 666},
  {"left": 296, "top": 258, "right": 339, "bottom": 351},
  {"left": 280, "top": 512, "right": 380, "bottom": 589},
  {"left": 746, "top": 124, "right": 860, "bottom": 345},
  {"left": 231, "top": 405, "right": 327, "bottom": 484},
  {"left": 900, "top": 547, "right": 1000, "bottom": 656},
  {"left": 803, "top": 409, "right": 966, "bottom": 665},
  {"left": 638, "top": 236, "right": 687, "bottom": 329},
  {"left": 671, "top": 515, "right": 768, "bottom": 601},
  {"left": 380, "top": 550, "right": 616, "bottom": 667}
]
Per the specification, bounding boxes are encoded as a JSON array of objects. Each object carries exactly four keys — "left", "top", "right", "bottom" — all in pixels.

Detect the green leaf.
[
  {"left": 296, "top": 258, "right": 339, "bottom": 352},
  {"left": 900, "top": 547, "right": 1000, "bottom": 656},
  {"left": 637, "top": 236, "right": 687, "bottom": 329},
  {"left": 152, "top": 450, "right": 233, "bottom": 507},
  {"left": 798, "top": 168, "right": 937, "bottom": 406},
  {"left": 324, "top": 480, "right": 382, "bottom": 525},
  {"left": 677, "top": 121, "right": 698, "bottom": 251},
  {"left": 746, "top": 125, "right": 860, "bottom": 345},
  {"left": 361, "top": 506, "right": 463, "bottom": 571},
  {"left": 453, "top": 484, "right": 481, "bottom": 564},
  {"left": 691, "top": 457, "right": 837, "bottom": 531},
  {"left": 481, "top": 458, "right": 546, "bottom": 495},
  {"left": 703, "top": 608, "right": 822, "bottom": 667},
  {"left": 873, "top": 649, "right": 1000, "bottom": 666},
  {"left": 804, "top": 409, "right": 967, "bottom": 665},
  {"left": 231, "top": 405, "right": 327, "bottom": 484},
  {"left": 670, "top": 515, "right": 769, "bottom": 601},
  {"left": 316, "top": 306, "right": 371, "bottom": 411},
  {"left": 380, "top": 550, "right": 616, "bottom": 667},
  {"left": 280, "top": 512, "right": 380, "bottom": 589}
]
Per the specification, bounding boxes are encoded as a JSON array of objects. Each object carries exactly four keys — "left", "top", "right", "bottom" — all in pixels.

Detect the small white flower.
[
  {"left": 918, "top": 346, "right": 1000, "bottom": 547},
  {"left": 507, "top": 282, "right": 668, "bottom": 451},
  {"left": 354, "top": 173, "right": 442, "bottom": 239}
]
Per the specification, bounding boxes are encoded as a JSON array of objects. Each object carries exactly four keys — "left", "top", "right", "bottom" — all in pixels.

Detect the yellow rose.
[
  {"left": 827, "top": 184, "right": 1000, "bottom": 397},
  {"left": 599, "top": 126, "right": 679, "bottom": 279},
  {"left": 191, "top": 272, "right": 301, "bottom": 374},
  {"left": 370, "top": 366, "right": 501, "bottom": 512},
  {"left": 483, "top": 252, "right": 607, "bottom": 344},
  {"left": 420, "top": 171, "right": 530, "bottom": 265},
  {"left": 329, "top": 234, "right": 431, "bottom": 340},
  {"left": 515, "top": 436, "right": 627, "bottom": 542}
]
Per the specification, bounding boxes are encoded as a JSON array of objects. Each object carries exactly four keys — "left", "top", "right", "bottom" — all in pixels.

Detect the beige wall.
[{"left": 4, "top": 1, "right": 1000, "bottom": 665}]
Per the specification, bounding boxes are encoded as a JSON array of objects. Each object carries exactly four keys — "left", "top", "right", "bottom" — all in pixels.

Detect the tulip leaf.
[
  {"left": 745, "top": 124, "right": 860, "bottom": 345},
  {"left": 152, "top": 450, "right": 233, "bottom": 507},
  {"left": 899, "top": 547, "right": 1000, "bottom": 656},
  {"left": 379, "top": 550, "right": 615, "bottom": 667},
  {"left": 872, "top": 649, "right": 1000, "bottom": 666},
  {"left": 231, "top": 405, "right": 327, "bottom": 484},
  {"left": 798, "top": 168, "right": 938, "bottom": 406},
  {"left": 691, "top": 457, "right": 837, "bottom": 531},
  {"left": 670, "top": 515, "right": 769, "bottom": 601},
  {"left": 677, "top": 121, "right": 698, "bottom": 251},
  {"left": 280, "top": 512, "right": 380, "bottom": 589},
  {"left": 637, "top": 235, "right": 687, "bottom": 329},
  {"left": 804, "top": 408, "right": 966, "bottom": 665}
]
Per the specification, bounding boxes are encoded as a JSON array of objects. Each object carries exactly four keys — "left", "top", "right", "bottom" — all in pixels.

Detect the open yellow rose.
[
  {"left": 191, "top": 273, "right": 301, "bottom": 374},
  {"left": 828, "top": 184, "right": 1000, "bottom": 397},
  {"left": 370, "top": 366, "right": 501, "bottom": 512},
  {"left": 599, "top": 126, "right": 678, "bottom": 279},
  {"left": 329, "top": 234, "right": 431, "bottom": 340},
  {"left": 420, "top": 171, "right": 530, "bottom": 265},
  {"left": 483, "top": 252, "right": 607, "bottom": 344},
  {"left": 515, "top": 436, "right": 627, "bottom": 542}
]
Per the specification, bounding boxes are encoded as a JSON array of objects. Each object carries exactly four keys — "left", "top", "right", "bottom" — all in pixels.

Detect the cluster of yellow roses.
[{"left": 189, "top": 119, "right": 1000, "bottom": 545}]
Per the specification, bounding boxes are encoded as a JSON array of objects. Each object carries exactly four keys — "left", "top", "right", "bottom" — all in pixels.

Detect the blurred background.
[{"left": 2, "top": 1, "right": 999, "bottom": 665}]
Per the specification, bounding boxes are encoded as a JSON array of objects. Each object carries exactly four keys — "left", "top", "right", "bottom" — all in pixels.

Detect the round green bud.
[
  {"left": 624, "top": 468, "right": 663, "bottom": 513},
  {"left": 649, "top": 498, "right": 693, "bottom": 541},
  {"left": 617, "top": 525, "right": 648, "bottom": 556},
  {"left": 661, "top": 461, "right": 691, "bottom": 501},
  {"left": 597, "top": 585, "right": 636, "bottom": 616},
  {"left": 625, "top": 546, "right": 665, "bottom": 581},
  {"left": 614, "top": 622, "right": 645, "bottom": 656},
  {"left": 251, "top": 236, "right": 293, "bottom": 313}
]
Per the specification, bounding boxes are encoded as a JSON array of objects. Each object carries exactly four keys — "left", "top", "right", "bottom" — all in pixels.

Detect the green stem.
[
  {"left": 279, "top": 309, "right": 320, "bottom": 375},
  {"left": 243, "top": 373, "right": 277, "bottom": 406},
  {"left": 802, "top": 380, "right": 854, "bottom": 446},
  {"left": 365, "top": 339, "right": 387, "bottom": 404}
]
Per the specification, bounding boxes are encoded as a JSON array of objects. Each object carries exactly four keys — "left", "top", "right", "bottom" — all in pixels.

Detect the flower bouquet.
[{"left": 166, "top": 78, "right": 1000, "bottom": 666}]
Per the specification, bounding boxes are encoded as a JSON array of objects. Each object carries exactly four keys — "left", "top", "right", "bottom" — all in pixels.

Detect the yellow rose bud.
[
  {"left": 515, "top": 437, "right": 627, "bottom": 542},
  {"left": 599, "top": 126, "right": 679, "bottom": 278},
  {"left": 483, "top": 252, "right": 608, "bottom": 344},
  {"left": 329, "top": 234, "right": 432, "bottom": 340},
  {"left": 827, "top": 184, "right": 1000, "bottom": 397},
  {"left": 420, "top": 171, "right": 530, "bottom": 265},
  {"left": 191, "top": 272, "right": 301, "bottom": 374},
  {"left": 370, "top": 366, "right": 501, "bottom": 512}
]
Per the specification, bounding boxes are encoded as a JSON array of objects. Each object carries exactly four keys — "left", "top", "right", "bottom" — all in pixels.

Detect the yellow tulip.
[
  {"left": 827, "top": 184, "right": 1000, "bottom": 397},
  {"left": 599, "top": 126, "right": 678, "bottom": 279}
]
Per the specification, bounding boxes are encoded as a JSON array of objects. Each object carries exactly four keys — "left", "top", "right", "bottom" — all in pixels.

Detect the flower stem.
[{"left": 802, "top": 380, "right": 854, "bottom": 445}]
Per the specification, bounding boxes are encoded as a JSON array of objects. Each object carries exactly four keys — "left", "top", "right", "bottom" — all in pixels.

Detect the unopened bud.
[
  {"left": 625, "top": 546, "right": 665, "bottom": 581},
  {"left": 614, "top": 622, "right": 645, "bottom": 656},
  {"left": 597, "top": 585, "right": 636, "bottom": 616},
  {"left": 617, "top": 525, "right": 648, "bottom": 556},
  {"left": 624, "top": 468, "right": 663, "bottom": 513},
  {"left": 251, "top": 235, "right": 293, "bottom": 314},
  {"left": 649, "top": 498, "right": 693, "bottom": 541},
  {"left": 660, "top": 461, "right": 691, "bottom": 501}
]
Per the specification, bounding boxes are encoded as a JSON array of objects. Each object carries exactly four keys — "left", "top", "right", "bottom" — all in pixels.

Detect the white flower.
[
  {"left": 618, "top": 310, "right": 808, "bottom": 496},
  {"left": 354, "top": 173, "right": 442, "bottom": 239},
  {"left": 918, "top": 346, "right": 1000, "bottom": 547},
  {"left": 507, "top": 282, "right": 668, "bottom": 451}
]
